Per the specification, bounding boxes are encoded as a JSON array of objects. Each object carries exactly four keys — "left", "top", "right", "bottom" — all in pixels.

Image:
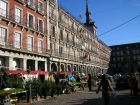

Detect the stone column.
[
  {"left": 23, "top": 58, "right": 27, "bottom": 71},
  {"left": 65, "top": 64, "right": 67, "bottom": 72},
  {"left": 49, "top": 62, "right": 52, "bottom": 72},
  {"left": 35, "top": 60, "right": 38, "bottom": 71},
  {"left": 45, "top": 60, "right": 47, "bottom": 72},
  {"left": 9, "top": 57, "right": 13, "bottom": 70}
]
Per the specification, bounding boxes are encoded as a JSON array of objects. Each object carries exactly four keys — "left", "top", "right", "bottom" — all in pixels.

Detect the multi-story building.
[
  {"left": 0, "top": 0, "right": 48, "bottom": 80},
  {"left": 47, "top": 0, "right": 111, "bottom": 75},
  {"left": 108, "top": 42, "right": 140, "bottom": 75},
  {"left": 0, "top": 0, "right": 111, "bottom": 79}
]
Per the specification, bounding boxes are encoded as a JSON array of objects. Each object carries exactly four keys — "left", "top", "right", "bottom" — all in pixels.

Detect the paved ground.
[{"left": 18, "top": 87, "right": 140, "bottom": 105}]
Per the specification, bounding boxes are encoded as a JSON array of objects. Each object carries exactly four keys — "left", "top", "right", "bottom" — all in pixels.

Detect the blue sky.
[{"left": 59, "top": 0, "right": 140, "bottom": 46}]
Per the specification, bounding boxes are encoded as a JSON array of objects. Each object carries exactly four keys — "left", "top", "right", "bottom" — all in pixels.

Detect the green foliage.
[
  {"left": 3, "top": 75, "right": 23, "bottom": 89},
  {"left": 49, "top": 81, "right": 57, "bottom": 97},
  {"left": 25, "top": 79, "right": 57, "bottom": 98},
  {"left": 40, "top": 80, "right": 50, "bottom": 98}
]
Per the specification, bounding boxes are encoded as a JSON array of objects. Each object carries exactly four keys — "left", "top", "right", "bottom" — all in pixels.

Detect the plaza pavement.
[{"left": 18, "top": 87, "right": 140, "bottom": 105}]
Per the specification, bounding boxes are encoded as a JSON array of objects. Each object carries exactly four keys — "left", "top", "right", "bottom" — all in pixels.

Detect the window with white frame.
[
  {"left": 0, "top": 0, "right": 8, "bottom": 17},
  {"left": 37, "top": 19, "right": 43, "bottom": 32},
  {"left": 38, "top": 1, "right": 43, "bottom": 13},
  {"left": 0, "top": 27, "right": 7, "bottom": 45},
  {"left": 15, "top": 7, "right": 22, "bottom": 23},
  {"left": 27, "top": 13, "right": 34, "bottom": 29},
  {"left": 14, "top": 32, "right": 22, "bottom": 49},
  {"left": 38, "top": 39, "right": 43, "bottom": 53},
  {"left": 27, "top": 36, "right": 33, "bottom": 51}
]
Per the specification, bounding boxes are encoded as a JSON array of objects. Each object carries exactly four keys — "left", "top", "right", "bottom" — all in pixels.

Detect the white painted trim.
[
  {"left": 14, "top": 30, "right": 22, "bottom": 49},
  {"left": 0, "top": 25, "right": 8, "bottom": 45},
  {"left": 27, "top": 35, "right": 34, "bottom": 51},
  {"left": 27, "top": 12, "right": 35, "bottom": 28},
  {"left": 14, "top": 5, "right": 23, "bottom": 23}
]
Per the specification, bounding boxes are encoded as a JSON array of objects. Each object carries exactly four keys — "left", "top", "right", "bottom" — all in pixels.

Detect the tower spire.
[{"left": 85, "top": 0, "right": 92, "bottom": 25}]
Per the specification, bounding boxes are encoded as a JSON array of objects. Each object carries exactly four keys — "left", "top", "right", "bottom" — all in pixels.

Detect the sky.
[{"left": 59, "top": 0, "right": 140, "bottom": 46}]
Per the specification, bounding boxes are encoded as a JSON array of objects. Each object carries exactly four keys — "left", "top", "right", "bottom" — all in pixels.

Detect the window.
[
  {"left": 60, "top": 30, "right": 63, "bottom": 40},
  {"left": 38, "top": 1, "right": 43, "bottom": 13},
  {"left": 37, "top": 19, "right": 43, "bottom": 32},
  {"left": 28, "top": 0, "right": 35, "bottom": 8},
  {"left": 67, "top": 33, "right": 69, "bottom": 43},
  {"left": 72, "top": 36, "right": 75, "bottom": 45},
  {"left": 27, "top": 36, "right": 33, "bottom": 51},
  {"left": 59, "top": 46, "right": 63, "bottom": 54},
  {"left": 15, "top": 7, "right": 22, "bottom": 23},
  {"left": 52, "top": 26, "right": 55, "bottom": 37},
  {"left": 0, "top": 27, "right": 7, "bottom": 45},
  {"left": 38, "top": 39, "right": 43, "bottom": 53},
  {"left": 14, "top": 32, "right": 22, "bottom": 49},
  {"left": 50, "top": 43, "right": 52, "bottom": 50},
  {"left": 27, "top": 14, "right": 34, "bottom": 29},
  {"left": 0, "top": 0, "right": 8, "bottom": 17}
]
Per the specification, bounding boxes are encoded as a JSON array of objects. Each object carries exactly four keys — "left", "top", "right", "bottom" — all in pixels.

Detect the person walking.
[
  {"left": 129, "top": 74, "right": 135, "bottom": 96},
  {"left": 96, "top": 74, "right": 113, "bottom": 105},
  {"left": 138, "top": 74, "right": 140, "bottom": 92},
  {"left": 54, "top": 74, "right": 60, "bottom": 96},
  {"left": 87, "top": 74, "right": 92, "bottom": 91}
]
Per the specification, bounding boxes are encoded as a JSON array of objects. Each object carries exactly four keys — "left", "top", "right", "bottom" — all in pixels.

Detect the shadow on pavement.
[{"left": 66, "top": 93, "right": 140, "bottom": 105}]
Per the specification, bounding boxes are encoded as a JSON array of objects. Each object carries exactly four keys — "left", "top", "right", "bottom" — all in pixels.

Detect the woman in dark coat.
[
  {"left": 87, "top": 74, "right": 92, "bottom": 91},
  {"left": 96, "top": 74, "right": 113, "bottom": 105}
]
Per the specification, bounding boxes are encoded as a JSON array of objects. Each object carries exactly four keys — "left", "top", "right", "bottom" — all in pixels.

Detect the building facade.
[
  {"left": 47, "top": 0, "right": 111, "bottom": 75},
  {"left": 108, "top": 42, "right": 140, "bottom": 75},
  {"left": 0, "top": 0, "right": 111, "bottom": 78}
]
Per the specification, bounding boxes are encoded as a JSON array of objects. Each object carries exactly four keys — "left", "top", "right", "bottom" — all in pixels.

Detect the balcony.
[
  {"left": 49, "top": 0, "right": 56, "bottom": 4},
  {"left": 49, "top": 12, "right": 57, "bottom": 22},
  {"left": 0, "top": 40, "right": 49, "bottom": 56},
  {"left": 0, "top": 38, "right": 6, "bottom": 46},
  {"left": 50, "top": 32, "right": 57, "bottom": 39},
  {"left": 27, "top": 21, "right": 34, "bottom": 30},
  {"left": 14, "top": 41, "right": 22, "bottom": 49},
  {"left": 36, "top": 5, "right": 44, "bottom": 15},
  {"left": 58, "top": 19, "right": 66, "bottom": 27},
  {"left": 50, "top": 49, "right": 59, "bottom": 57},
  {"left": 15, "top": 0, "right": 25, "bottom": 5},
  {"left": 38, "top": 47, "right": 43, "bottom": 53},
  {"left": 26, "top": 0, "right": 36, "bottom": 10},
  {"left": 36, "top": 25, "right": 44, "bottom": 35},
  {"left": 14, "top": 15, "right": 23, "bottom": 25}
]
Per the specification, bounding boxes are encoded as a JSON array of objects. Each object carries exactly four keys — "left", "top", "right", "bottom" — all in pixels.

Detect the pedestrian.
[
  {"left": 96, "top": 74, "right": 113, "bottom": 105},
  {"left": 138, "top": 74, "right": 140, "bottom": 92},
  {"left": 87, "top": 74, "right": 92, "bottom": 91},
  {"left": 133, "top": 74, "right": 138, "bottom": 96},
  {"left": 54, "top": 74, "right": 60, "bottom": 96},
  {"left": 129, "top": 74, "right": 136, "bottom": 96}
]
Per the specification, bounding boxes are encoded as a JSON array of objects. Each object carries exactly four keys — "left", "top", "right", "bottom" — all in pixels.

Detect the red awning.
[
  {"left": 6, "top": 70, "right": 28, "bottom": 75},
  {"left": 6, "top": 70, "right": 48, "bottom": 75},
  {"left": 30, "top": 71, "right": 48, "bottom": 75}
]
